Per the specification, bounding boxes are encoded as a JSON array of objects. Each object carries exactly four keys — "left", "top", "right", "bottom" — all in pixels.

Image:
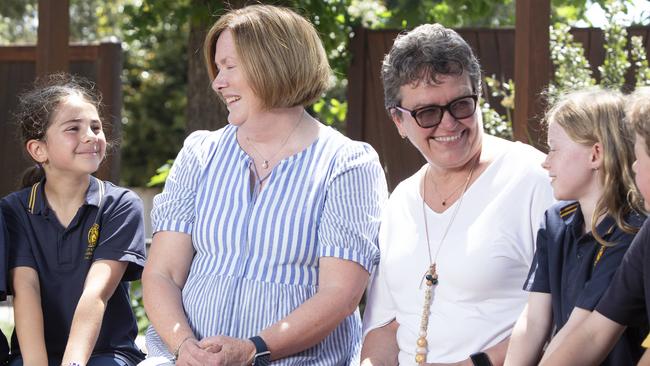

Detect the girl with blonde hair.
[{"left": 505, "top": 88, "right": 646, "bottom": 366}]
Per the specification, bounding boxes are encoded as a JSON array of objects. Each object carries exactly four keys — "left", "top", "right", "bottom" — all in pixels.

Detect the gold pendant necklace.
[
  {"left": 434, "top": 178, "right": 467, "bottom": 206},
  {"left": 246, "top": 110, "right": 305, "bottom": 170},
  {"left": 415, "top": 158, "right": 477, "bottom": 364}
]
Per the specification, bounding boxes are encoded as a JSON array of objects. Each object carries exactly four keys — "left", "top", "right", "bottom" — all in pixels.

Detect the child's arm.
[
  {"left": 540, "top": 310, "right": 624, "bottom": 365},
  {"left": 361, "top": 320, "right": 399, "bottom": 366},
  {"left": 504, "top": 292, "right": 553, "bottom": 366},
  {"left": 11, "top": 266, "right": 48, "bottom": 365},
  {"left": 539, "top": 307, "right": 590, "bottom": 363},
  {"left": 61, "top": 259, "right": 128, "bottom": 365}
]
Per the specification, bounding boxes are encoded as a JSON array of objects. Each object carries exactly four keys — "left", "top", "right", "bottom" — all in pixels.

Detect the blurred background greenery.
[{"left": 2, "top": 0, "right": 644, "bottom": 188}]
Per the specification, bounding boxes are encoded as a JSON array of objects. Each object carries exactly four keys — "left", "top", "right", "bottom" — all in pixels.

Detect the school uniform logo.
[{"left": 85, "top": 223, "right": 100, "bottom": 260}]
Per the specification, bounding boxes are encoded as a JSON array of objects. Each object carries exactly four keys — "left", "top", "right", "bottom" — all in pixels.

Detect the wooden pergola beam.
[
  {"left": 36, "top": 0, "right": 69, "bottom": 76},
  {"left": 514, "top": 0, "right": 551, "bottom": 150}
]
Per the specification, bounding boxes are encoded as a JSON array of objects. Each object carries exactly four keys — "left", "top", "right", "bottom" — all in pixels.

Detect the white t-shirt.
[{"left": 362, "top": 141, "right": 554, "bottom": 365}]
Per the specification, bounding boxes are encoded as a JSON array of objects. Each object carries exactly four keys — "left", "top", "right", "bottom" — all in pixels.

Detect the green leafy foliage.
[
  {"left": 147, "top": 160, "right": 174, "bottom": 187},
  {"left": 631, "top": 35, "right": 650, "bottom": 86},
  {"left": 0, "top": 0, "right": 128, "bottom": 44},
  {"left": 486, "top": 0, "right": 650, "bottom": 138},
  {"left": 129, "top": 280, "right": 149, "bottom": 333},
  {"left": 120, "top": 1, "right": 189, "bottom": 187},
  {"left": 598, "top": 1, "right": 631, "bottom": 90},
  {"left": 482, "top": 76, "right": 514, "bottom": 140},
  {"left": 547, "top": 23, "right": 596, "bottom": 102}
]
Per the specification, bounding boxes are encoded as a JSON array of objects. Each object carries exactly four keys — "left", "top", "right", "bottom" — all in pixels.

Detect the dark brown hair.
[{"left": 16, "top": 73, "right": 104, "bottom": 187}]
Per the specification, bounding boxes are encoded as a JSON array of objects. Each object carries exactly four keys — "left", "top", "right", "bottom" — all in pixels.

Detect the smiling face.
[
  {"left": 542, "top": 122, "right": 597, "bottom": 201},
  {"left": 633, "top": 133, "right": 650, "bottom": 211},
  {"left": 30, "top": 95, "right": 106, "bottom": 177},
  {"left": 392, "top": 73, "right": 482, "bottom": 171},
  {"left": 211, "top": 29, "right": 263, "bottom": 126}
]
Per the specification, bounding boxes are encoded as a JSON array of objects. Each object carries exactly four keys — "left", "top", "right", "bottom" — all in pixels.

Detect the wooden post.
[
  {"left": 95, "top": 42, "right": 123, "bottom": 184},
  {"left": 36, "top": 0, "right": 69, "bottom": 76},
  {"left": 514, "top": 0, "right": 550, "bottom": 150},
  {"left": 346, "top": 26, "right": 367, "bottom": 140}
]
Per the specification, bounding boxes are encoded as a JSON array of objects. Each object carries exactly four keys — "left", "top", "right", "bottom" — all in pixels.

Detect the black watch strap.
[
  {"left": 249, "top": 335, "right": 271, "bottom": 366},
  {"left": 469, "top": 352, "right": 493, "bottom": 366}
]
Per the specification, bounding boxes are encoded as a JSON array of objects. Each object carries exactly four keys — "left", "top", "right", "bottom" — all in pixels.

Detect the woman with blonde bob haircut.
[
  {"left": 142, "top": 4, "right": 387, "bottom": 366},
  {"left": 203, "top": 4, "right": 331, "bottom": 109}
]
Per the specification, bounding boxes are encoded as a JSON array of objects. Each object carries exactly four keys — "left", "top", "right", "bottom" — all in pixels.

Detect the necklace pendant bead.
[
  {"left": 417, "top": 337, "right": 427, "bottom": 347},
  {"left": 415, "top": 353, "right": 426, "bottom": 364},
  {"left": 262, "top": 160, "right": 269, "bottom": 169}
]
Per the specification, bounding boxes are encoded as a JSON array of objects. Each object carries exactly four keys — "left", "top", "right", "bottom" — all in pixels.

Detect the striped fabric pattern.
[{"left": 145, "top": 124, "right": 387, "bottom": 365}]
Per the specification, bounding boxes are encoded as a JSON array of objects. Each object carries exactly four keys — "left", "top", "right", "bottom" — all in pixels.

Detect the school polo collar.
[
  {"left": 27, "top": 176, "right": 105, "bottom": 216},
  {"left": 558, "top": 201, "right": 616, "bottom": 240}
]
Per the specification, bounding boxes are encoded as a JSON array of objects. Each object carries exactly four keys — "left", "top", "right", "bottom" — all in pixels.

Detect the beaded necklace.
[{"left": 415, "top": 158, "right": 477, "bottom": 364}]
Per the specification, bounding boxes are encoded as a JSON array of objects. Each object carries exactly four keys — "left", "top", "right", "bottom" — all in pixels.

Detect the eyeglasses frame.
[{"left": 392, "top": 94, "right": 479, "bottom": 128}]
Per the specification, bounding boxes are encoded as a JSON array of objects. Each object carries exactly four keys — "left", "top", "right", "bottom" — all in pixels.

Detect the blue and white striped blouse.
[{"left": 145, "top": 123, "right": 387, "bottom": 364}]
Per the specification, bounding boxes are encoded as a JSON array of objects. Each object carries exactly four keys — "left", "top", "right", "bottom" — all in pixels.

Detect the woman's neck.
[
  {"left": 238, "top": 106, "right": 306, "bottom": 143},
  {"left": 427, "top": 149, "right": 482, "bottom": 185}
]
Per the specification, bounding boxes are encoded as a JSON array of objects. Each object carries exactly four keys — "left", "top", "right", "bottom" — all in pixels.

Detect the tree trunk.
[
  {"left": 186, "top": 12, "right": 227, "bottom": 133},
  {"left": 185, "top": 0, "right": 263, "bottom": 133}
]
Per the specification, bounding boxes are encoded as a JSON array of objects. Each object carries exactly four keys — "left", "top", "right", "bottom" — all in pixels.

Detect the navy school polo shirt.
[
  {"left": 0, "top": 177, "right": 146, "bottom": 363},
  {"left": 524, "top": 201, "right": 647, "bottom": 366},
  {"left": 597, "top": 218, "right": 650, "bottom": 336},
  {"left": 0, "top": 209, "right": 9, "bottom": 363}
]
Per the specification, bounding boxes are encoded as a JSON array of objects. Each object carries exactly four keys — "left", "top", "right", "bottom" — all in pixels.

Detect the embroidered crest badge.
[{"left": 85, "top": 223, "right": 100, "bottom": 259}]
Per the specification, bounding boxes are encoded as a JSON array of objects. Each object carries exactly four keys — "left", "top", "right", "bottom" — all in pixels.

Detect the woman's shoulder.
[
  {"left": 389, "top": 165, "right": 426, "bottom": 201},
  {"left": 320, "top": 125, "right": 378, "bottom": 155},
  {"left": 484, "top": 135, "right": 546, "bottom": 161},
  {"left": 183, "top": 125, "right": 234, "bottom": 150},
  {"left": 484, "top": 135, "right": 548, "bottom": 181},
  {"left": 317, "top": 125, "right": 382, "bottom": 168}
]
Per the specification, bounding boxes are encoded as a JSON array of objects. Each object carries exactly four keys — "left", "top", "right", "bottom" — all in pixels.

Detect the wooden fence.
[
  {"left": 348, "top": 26, "right": 650, "bottom": 190},
  {"left": 0, "top": 43, "right": 121, "bottom": 197}
]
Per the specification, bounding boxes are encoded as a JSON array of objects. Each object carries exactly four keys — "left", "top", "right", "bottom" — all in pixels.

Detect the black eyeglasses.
[{"left": 393, "top": 94, "right": 478, "bottom": 128}]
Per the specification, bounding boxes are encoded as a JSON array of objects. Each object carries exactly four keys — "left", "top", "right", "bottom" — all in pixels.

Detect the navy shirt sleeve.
[
  {"left": 596, "top": 220, "right": 650, "bottom": 327},
  {"left": 93, "top": 187, "right": 146, "bottom": 282},
  {"left": 524, "top": 211, "right": 551, "bottom": 293},
  {"left": 0, "top": 198, "right": 37, "bottom": 272}
]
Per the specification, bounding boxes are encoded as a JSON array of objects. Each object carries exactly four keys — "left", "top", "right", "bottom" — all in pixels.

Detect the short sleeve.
[
  {"left": 93, "top": 188, "right": 147, "bottom": 281},
  {"left": 0, "top": 198, "right": 37, "bottom": 272},
  {"left": 362, "top": 255, "right": 397, "bottom": 339},
  {"left": 524, "top": 213, "right": 551, "bottom": 293},
  {"left": 574, "top": 237, "right": 632, "bottom": 311},
  {"left": 596, "top": 222, "right": 650, "bottom": 326},
  {"left": 318, "top": 142, "right": 388, "bottom": 273},
  {"left": 152, "top": 130, "right": 213, "bottom": 234}
]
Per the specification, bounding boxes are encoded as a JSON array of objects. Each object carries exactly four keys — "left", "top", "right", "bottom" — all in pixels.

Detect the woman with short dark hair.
[{"left": 361, "top": 23, "right": 554, "bottom": 366}]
